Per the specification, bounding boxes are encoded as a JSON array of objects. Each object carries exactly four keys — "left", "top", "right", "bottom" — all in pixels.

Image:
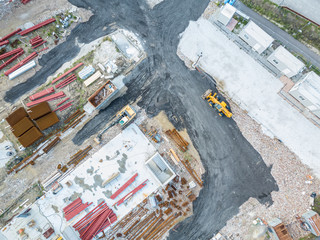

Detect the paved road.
[
  {"left": 270, "top": 0, "right": 320, "bottom": 25},
  {"left": 234, "top": 1, "right": 320, "bottom": 70},
  {"left": 4, "top": 0, "right": 278, "bottom": 239}
]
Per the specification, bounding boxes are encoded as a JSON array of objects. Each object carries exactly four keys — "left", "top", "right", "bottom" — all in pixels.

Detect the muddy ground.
[{"left": 2, "top": 0, "right": 278, "bottom": 239}]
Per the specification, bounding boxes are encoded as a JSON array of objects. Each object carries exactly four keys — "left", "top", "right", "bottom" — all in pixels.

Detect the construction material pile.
[
  {"left": 165, "top": 129, "right": 189, "bottom": 152},
  {"left": 0, "top": 48, "right": 24, "bottom": 70},
  {"left": 67, "top": 145, "right": 92, "bottom": 166},
  {"left": 73, "top": 201, "right": 117, "bottom": 240},
  {"left": 30, "top": 36, "right": 46, "bottom": 49},
  {"left": 63, "top": 197, "right": 92, "bottom": 221}
]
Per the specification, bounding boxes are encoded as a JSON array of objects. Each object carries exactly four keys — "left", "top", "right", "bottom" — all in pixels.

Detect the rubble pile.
[{"left": 220, "top": 101, "right": 320, "bottom": 239}]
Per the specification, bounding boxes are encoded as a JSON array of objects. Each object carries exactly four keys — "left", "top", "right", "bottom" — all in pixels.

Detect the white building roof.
[
  {"left": 241, "top": 21, "right": 274, "bottom": 50},
  {"left": 271, "top": 46, "right": 305, "bottom": 75},
  {"left": 220, "top": 3, "right": 236, "bottom": 19},
  {"left": 296, "top": 71, "right": 320, "bottom": 107}
]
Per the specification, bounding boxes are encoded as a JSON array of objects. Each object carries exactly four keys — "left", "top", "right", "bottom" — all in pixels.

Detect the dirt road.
[{"left": 4, "top": 0, "right": 278, "bottom": 239}]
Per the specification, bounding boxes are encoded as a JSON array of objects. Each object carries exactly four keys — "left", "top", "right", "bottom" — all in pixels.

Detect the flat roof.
[
  {"left": 269, "top": 46, "right": 305, "bottom": 74},
  {"left": 11, "top": 117, "right": 34, "bottom": 137},
  {"left": 6, "top": 107, "right": 28, "bottom": 127},
  {"left": 35, "top": 112, "right": 59, "bottom": 131},
  {"left": 241, "top": 21, "right": 274, "bottom": 49},
  {"left": 18, "top": 127, "right": 43, "bottom": 147},
  {"left": 296, "top": 71, "right": 320, "bottom": 107},
  {"left": 27, "top": 102, "right": 52, "bottom": 120},
  {"left": 220, "top": 3, "right": 236, "bottom": 19},
  {"left": 22, "top": 124, "right": 164, "bottom": 237}
]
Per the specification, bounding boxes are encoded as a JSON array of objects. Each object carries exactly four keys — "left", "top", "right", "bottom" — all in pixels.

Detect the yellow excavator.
[
  {"left": 202, "top": 89, "right": 232, "bottom": 118},
  {"left": 94, "top": 105, "right": 136, "bottom": 144}
]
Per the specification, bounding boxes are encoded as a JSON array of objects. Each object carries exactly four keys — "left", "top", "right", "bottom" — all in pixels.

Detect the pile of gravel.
[{"left": 0, "top": 0, "right": 19, "bottom": 21}]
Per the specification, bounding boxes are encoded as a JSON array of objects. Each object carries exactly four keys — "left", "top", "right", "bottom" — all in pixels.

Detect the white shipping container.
[
  {"left": 84, "top": 71, "right": 102, "bottom": 87},
  {"left": 9, "top": 60, "right": 36, "bottom": 80}
]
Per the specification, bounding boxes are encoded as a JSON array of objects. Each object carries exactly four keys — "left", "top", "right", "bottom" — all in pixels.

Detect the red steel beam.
[
  {"left": 54, "top": 101, "right": 72, "bottom": 112},
  {"left": 29, "top": 87, "right": 54, "bottom": 101},
  {"left": 55, "top": 74, "right": 76, "bottom": 88},
  {"left": 0, "top": 28, "right": 21, "bottom": 41},
  {"left": 18, "top": 18, "right": 56, "bottom": 36},
  {"left": 58, "top": 77, "right": 77, "bottom": 88},
  {"left": 0, "top": 40, "right": 9, "bottom": 46},
  {"left": 30, "top": 36, "right": 41, "bottom": 43},
  {"left": 0, "top": 48, "right": 24, "bottom": 61},
  {"left": 114, "top": 179, "right": 148, "bottom": 206},
  {"left": 95, "top": 214, "right": 117, "bottom": 236},
  {"left": 91, "top": 212, "right": 114, "bottom": 238},
  {"left": 31, "top": 39, "right": 44, "bottom": 46},
  {"left": 60, "top": 103, "right": 73, "bottom": 111},
  {"left": 63, "top": 197, "right": 82, "bottom": 212},
  {"left": 80, "top": 208, "right": 112, "bottom": 239},
  {"left": 110, "top": 173, "right": 138, "bottom": 200},
  {"left": 4, "top": 52, "right": 38, "bottom": 76},
  {"left": 0, "top": 50, "right": 24, "bottom": 71},
  {"left": 87, "top": 211, "right": 117, "bottom": 240},
  {"left": 56, "top": 97, "right": 70, "bottom": 107},
  {"left": 32, "top": 40, "right": 46, "bottom": 49},
  {"left": 73, "top": 202, "right": 105, "bottom": 229},
  {"left": 65, "top": 202, "right": 93, "bottom": 221},
  {"left": 76, "top": 204, "right": 109, "bottom": 232},
  {"left": 52, "top": 63, "right": 83, "bottom": 84},
  {"left": 26, "top": 91, "right": 65, "bottom": 107},
  {"left": 37, "top": 47, "right": 49, "bottom": 53}
]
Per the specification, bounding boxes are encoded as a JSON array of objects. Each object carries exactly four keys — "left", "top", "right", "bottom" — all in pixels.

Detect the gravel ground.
[{"left": 219, "top": 100, "right": 320, "bottom": 239}]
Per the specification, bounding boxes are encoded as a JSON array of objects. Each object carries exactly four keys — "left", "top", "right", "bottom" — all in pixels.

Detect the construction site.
[{"left": 1, "top": 0, "right": 320, "bottom": 240}]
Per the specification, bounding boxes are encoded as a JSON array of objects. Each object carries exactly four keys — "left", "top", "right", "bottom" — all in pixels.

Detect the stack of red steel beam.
[
  {"left": 63, "top": 197, "right": 92, "bottom": 221},
  {"left": 110, "top": 173, "right": 138, "bottom": 200},
  {"left": 4, "top": 52, "right": 38, "bottom": 76},
  {"left": 18, "top": 18, "right": 56, "bottom": 36},
  {"left": 0, "top": 49, "right": 24, "bottom": 71},
  {"left": 56, "top": 97, "right": 70, "bottom": 107},
  {"left": 0, "top": 28, "right": 21, "bottom": 42},
  {"left": 21, "top": 0, "right": 31, "bottom": 4},
  {"left": 30, "top": 36, "right": 47, "bottom": 49},
  {"left": 38, "top": 47, "right": 49, "bottom": 53},
  {"left": 55, "top": 74, "right": 77, "bottom": 88},
  {"left": 54, "top": 101, "right": 73, "bottom": 112},
  {"left": 114, "top": 179, "right": 148, "bottom": 206},
  {"left": 0, "top": 40, "right": 9, "bottom": 47},
  {"left": 29, "top": 87, "right": 55, "bottom": 101},
  {"left": 26, "top": 91, "right": 65, "bottom": 107},
  {"left": 0, "top": 48, "right": 24, "bottom": 61},
  {"left": 52, "top": 63, "right": 83, "bottom": 84},
  {"left": 73, "top": 201, "right": 117, "bottom": 240}
]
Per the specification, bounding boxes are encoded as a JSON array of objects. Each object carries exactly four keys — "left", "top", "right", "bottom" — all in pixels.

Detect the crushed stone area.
[
  {"left": 219, "top": 101, "right": 320, "bottom": 239},
  {"left": 0, "top": 0, "right": 92, "bottom": 36}
]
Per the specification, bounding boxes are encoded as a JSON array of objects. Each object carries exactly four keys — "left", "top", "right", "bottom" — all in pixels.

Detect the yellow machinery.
[
  {"left": 202, "top": 89, "right": 232, "bottom": 118},
  {"left": 94, "top": 105, "right": 136, "bottom": 144}
]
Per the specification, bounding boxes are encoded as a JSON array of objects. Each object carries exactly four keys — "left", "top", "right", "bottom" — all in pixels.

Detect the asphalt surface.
[
  {"left": 234, "top": 1, "right": 320, "bottom": 70},
  {"left": 4, "top": 0, "right": 278, "bottom": 239}
]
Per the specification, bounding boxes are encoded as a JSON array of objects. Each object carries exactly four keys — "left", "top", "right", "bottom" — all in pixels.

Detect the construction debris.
[
  {"left": 165, "top": 129, "right": 189, "bottom": 152},
  {"left": 67, "top": 145, "right": 92, "bottom": 166}
]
